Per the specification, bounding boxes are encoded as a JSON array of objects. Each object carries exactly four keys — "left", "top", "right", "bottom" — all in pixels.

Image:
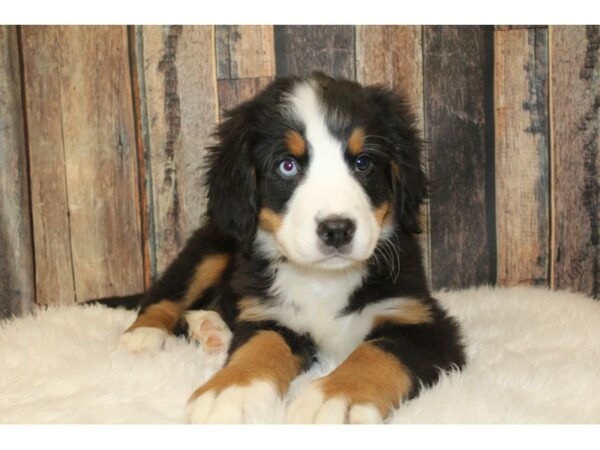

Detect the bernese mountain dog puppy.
[{"left": 109, "top": 72, "right": 465, "bottom": 423}]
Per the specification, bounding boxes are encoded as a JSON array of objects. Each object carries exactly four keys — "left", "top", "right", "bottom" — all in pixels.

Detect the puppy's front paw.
[
  {"left": 286, "top": 381, "right": 383, "bottom": 424},
  {"left": 120, "top": 327, "right": 167, "bottom": 353},
  {"left": 187, "top": 379, "right": 282, "bottom": 424}
]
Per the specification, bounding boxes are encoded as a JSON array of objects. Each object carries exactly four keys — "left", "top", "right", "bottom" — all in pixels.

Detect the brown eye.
[{"left": 354, "top": 154, "right": 372, "bottom": 172}]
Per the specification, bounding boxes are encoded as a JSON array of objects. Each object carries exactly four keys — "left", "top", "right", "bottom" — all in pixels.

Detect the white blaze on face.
[{"left": 272, "top": 81, "right": 381, "bottom": 269}]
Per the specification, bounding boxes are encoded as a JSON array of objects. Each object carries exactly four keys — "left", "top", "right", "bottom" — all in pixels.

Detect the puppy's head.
[{"left": 206, "top": 73, "right": 426, "bottom": 270}]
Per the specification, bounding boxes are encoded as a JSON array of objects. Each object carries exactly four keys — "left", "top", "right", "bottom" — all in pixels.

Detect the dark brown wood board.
[
  {"left": 21, "top": 26, "right": 144, "bottom": 303},
  {"left": 550, "top": 25, "right": 599, "bottom": 298},
  {"left": 494, "top": 27, "right": 550, "bottom": 287},
  {"left": 274, "top": 26, "right": 355, "bottom": 78},
  {"left": 216, "top": 26, "right": 275, "bottom": 80},
  {"left": 0, "top": 26, "right": 35, "bottom": 317},
  {"left": 423, "top": 26, "right": 496, "bottom": 289},
  {"left": 217, "top": 77, "right": 274, "bottom": 118},
  {"left": 133, "top": 26, "right": 219, "bottom": 277},
  {"left": 215, "top": 26, "right": 275, "bottom": 119}
]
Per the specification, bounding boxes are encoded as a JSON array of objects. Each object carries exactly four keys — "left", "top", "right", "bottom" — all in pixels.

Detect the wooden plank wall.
[
  {"left": 1, "top": 25, "right": 598, "bottom": 318},
  {"left": 0, "top": 27, "right": 34, "bottom": 317}
]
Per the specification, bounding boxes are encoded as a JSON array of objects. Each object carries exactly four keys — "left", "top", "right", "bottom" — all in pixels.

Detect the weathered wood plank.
[
  {"left": 217, "top": 77, "right": 273, "bottom": 118},
  {"left": 21, "top": 26, "right": 76, "bottom": 305},
  {"left": 274, "top": 26, "right": 355, "bottom": 78},
  {"left": 355, "top": 25, "right": 431, "bottom": 284},
  {"left": 423, "top": 26, "right": 496, "bottom": 289},
  {"left": 496, "top": 26, "right": 548, "bottom": 31},
  {"left": 135, "top": 26, "right": 219, "bottom": 277},
  {"left": 216, "top": 26, "right": 275, "bottom": 80},
  {"left": 550, "top": 25, "right": 600, "bottom": 298},
  {"left": 22, "top": 26, "right": 144, "bottom": 303},
  {"left": 0, "top": 26, "right": 35, "bottom": 317},
  {"left": 494, "top": 28, "right": 550, "bottom": 286}
]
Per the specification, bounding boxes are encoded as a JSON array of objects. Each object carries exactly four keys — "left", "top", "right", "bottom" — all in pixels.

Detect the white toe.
[
  {"left": 286, "top": 382, "right": 326, "bottom": 424},
  {"left": 286, "top": 383, "right": 385, "bottom": 424},
  {"left": 348, "top": 403, "right": 383, "bottom": 424},
  {"left": 187, "top": 380, "right": 281, "bottom": 424},
  {"left": 120, "top": 327, "right": 166, "bottom": 353},
  {"left": 205, "top": 387, "right": 245, "bottom": 423},
  {"left": 187, "top": 391, "right": 216, "bottom": 424},
  {"left": 314, "top": 397, "right": 348, "bottom": 424}
]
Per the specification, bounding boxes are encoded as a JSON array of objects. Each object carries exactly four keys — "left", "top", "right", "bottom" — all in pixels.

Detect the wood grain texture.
[
  {"left": 0, "top": 26, "right": 34, "bottom": 317},
  {"left": 423, "top": 26, "right": 496, "bottom": 289},
  {"left": 217, "top": 77, "right": 273, "bottom": 118},
  {"left": 134, "top": 26, "right": 218, "bottom": 277},
  {"left": 495, "top": 28, "right": 550, "bottom": 286},
  {"left": 216, "top": 26, "right": 275, "bottom": 79},
  {"left": 356, "top": 26, "right": 423, "bottom": 121},
  {"left": 21, "top": 26, "right": 76, "bottom": 305},
  {"left": 496, "top": 26, "right": 548, "bottom": 31},
  {"left": 215, "top": 25, "right": 275, "bottom": 121},
  {"left": 274, "top": 26, "right": 355, "bottom": 78},
  {"left": 355, "top": 25, "right": 431, "bottom": 284},
  {"left": 550, "top": 26, "right": 600, "bottom": 298},
  {"left": 22, "top": 26, "right": 144, "bottom": 304}
]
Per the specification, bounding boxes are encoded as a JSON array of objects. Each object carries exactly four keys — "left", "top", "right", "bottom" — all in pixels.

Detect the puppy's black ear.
[
  {"left": 365, "top": 86, "right": 428, "bottom": 235},
  {"left": 205, "top": 102, "right": 258, "bottom": 245}
]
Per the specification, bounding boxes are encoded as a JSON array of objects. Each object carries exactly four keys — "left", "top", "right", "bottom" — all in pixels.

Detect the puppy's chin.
[{"left": 310, "top": 255, "right": 364, "bottom": 271}]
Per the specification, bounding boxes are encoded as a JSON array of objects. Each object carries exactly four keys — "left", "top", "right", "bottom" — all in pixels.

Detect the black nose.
[{"left": 317, "top": 216, "right": 356, "bottom": 249}]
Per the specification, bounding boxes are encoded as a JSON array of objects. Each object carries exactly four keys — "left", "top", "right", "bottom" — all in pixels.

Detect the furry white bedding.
[{"left": 1, "top": 285, "right": 599, "bottom": 424}]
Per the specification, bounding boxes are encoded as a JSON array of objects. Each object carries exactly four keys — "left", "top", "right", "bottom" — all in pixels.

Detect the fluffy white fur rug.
[{"left": 1, "top": 286, "right": 599, "bottom": 424}]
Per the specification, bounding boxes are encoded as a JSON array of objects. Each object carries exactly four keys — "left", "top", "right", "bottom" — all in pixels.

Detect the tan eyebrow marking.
[
  {"left": 285, "top": 130, "right": 306, "bottom": 157},
  {"left": 348, "top": 127, "right": 366, "bottom": 156}
]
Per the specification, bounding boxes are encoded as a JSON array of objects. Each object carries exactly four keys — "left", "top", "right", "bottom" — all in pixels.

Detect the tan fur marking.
[
  {"left": 126, "top": 300, "right": 181, "bottom": 333},
  {"left": 258, "top": 208, "right": 283, "bottom": 233},
  {"left": 183, "top": 254, "right": 230, "bottom": 308},
  {"left": 319, "top": 342, "right": 412, "bottom": 417},
  {"left": 237, "top": 297, "right": 269, "bottom": 322},
  {"left": 391, "top": 160, "right": 401, "bottom": 180},
  {"left": 372, "top": 298, "right": 433, "bottom": 328},
  {"left": 285, "top": 130, "right": 306, "bottom": 157},
  {"left": 348, "top": 127, "right": 366, "bottom": 155},
  {"left": 374, "top": 201, "right": 391, "bottom": 226},
  {"left": 189, "top": 330, "right": 301, "bottom": 400}
]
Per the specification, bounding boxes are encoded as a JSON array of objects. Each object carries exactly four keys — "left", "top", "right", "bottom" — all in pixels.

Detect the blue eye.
[
  {"left": 354, "top": 154, "right": 372, "bottom": 172},
  {"left": 278, "top": 158, "right": 298, "bottom": 177}
]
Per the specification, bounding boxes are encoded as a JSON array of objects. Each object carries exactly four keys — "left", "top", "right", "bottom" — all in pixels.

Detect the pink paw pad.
[{"left": 185, "top": 311, "right": 232, "bottom": 354}]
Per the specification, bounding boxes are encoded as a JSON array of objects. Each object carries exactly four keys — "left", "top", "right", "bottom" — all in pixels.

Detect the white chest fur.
[{"left": 263, "top": 263, "right": 376, "bottom": 362}]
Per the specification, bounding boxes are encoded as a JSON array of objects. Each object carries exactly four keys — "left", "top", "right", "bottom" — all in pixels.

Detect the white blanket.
[{"left": 1, "top": 286, "right": 599, "bottom": 423}]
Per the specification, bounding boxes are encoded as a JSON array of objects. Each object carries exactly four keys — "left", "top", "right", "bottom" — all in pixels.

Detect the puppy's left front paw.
[
  {"left": 187, "top": 379, "right": 282, "bottom": 424},
  {"left": 286, "top": 381, "right": 383, "bottom": 424}
]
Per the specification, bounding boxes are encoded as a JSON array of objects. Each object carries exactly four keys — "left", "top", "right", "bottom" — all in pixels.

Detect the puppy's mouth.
[{"left": 312, "top": 254, "right": 363, "bottom": 270}]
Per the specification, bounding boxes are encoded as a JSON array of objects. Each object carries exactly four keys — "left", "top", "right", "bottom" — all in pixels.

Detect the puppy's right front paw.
[{"left": 120, "top": 327, "right": 167, "bottom": 353}]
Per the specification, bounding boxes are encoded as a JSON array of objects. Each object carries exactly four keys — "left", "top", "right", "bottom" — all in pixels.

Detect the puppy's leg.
[
  {"left": 120, "top": 299, "right": 181, "bottom": 353},
  {"left": 187, "top": 322, "right": 316, "bottom": 424},
  {"left": 120, "top": 223, "right": 233, "bottom": 353},
  {"left": 286, "top": 298, "right": 465, "bottom": 424},
  {"left": 185, "top": 310, "right": 233, "bottom": 353},
  {"left": 121, "top": 251, "right": 229, "bottom": 353}
]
